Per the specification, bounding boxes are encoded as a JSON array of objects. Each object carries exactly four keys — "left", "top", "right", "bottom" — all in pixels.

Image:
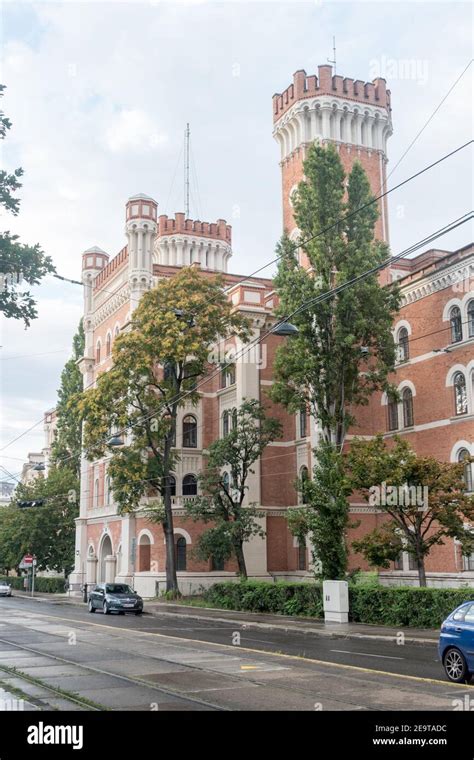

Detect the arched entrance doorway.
[{"left": 99, "top": 534, "right": 113, "bottom": 583}]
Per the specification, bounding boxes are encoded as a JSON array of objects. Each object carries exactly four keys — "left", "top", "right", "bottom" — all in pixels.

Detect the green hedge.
[
  {"left": 0, "top": 575, "right": 65, "bottom": 593},
  {"left": 204, "top": 581, "right": 324, "bottom": 617},
  {"left": 350, "top": 586, "right": 474, "bottom": 628},
  {"left": 203, "top": 581, "right": 474, "bottom": 628}
]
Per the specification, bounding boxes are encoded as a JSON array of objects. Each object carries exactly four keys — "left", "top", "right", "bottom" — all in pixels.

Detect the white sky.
[{"left": 1, "top": 0, "right": 473, "bottom": 478}]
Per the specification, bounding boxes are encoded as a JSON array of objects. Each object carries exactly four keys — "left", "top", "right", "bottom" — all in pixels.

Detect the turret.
[
  {"left": 272, "top": 65, "right": 393, "bottom": 243},
  {"left": 81, "top": 246, "right": 109, "bottom": 315},
  {"left": 125, "top": 193, "right": 158, "bottom": 310}
]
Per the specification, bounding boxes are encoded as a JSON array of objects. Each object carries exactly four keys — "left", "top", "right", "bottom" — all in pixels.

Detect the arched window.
[
  {"left": 106, "top": 332, "right": 111, "bottom": 357},
  {"left": 387, "top": 398, "right": 399, "bottom": 431},
  {"left": 468, "top": 300, "right": 474, "bottom": 338},
  {"left": 300, "top": 466, "right": 309, "bottom": 505},
  {"left": 298, "top": 540, "right": 307, "bottom": 571},
  {"left": 95, "top": 341, "right": 101, "bottom": 364},
  {"left": 299, "top": 407, "right": 307, "bottom": 438},
  {"left": 138, "top": 534, "right": 151, "bottom": 572},
  {"left": 450, "top": 306, "right": 463, "bottom": 343},
  {"left": 94, "top": 478, "right": 100, "bottom": 508},
  {"left": 231, "top": 408, "right": 238, "bottom": 430},
  {"left": 402, "top": 388, "right": 414, "bottom": 428},
  {"left": 182, "top": 415, "right": 197, "bottom": 448},
  {"left": 104, "top": 476, "right": 111, "bottom": 504},
  {"left": 222, "top": 471, "right": 230, "bottom": 491},
  {"left": 397, "top": 327, "right": 409, "bottom": 362},
  {"left": 166, "top": 474, "right": 176, "bottom": 498},
  {"left": 176, "top": 536, "right": 187, "bottom": 571},
  {"left": 222, "top": 410, "right": 229, "bottom": 437},
  {"left": 220, "top": 363, "right": 236, "bottom": 389},
  {"left": 458, "top": 449, "right": 473, "bottom": 493},
  {"left": 454, "top": 372, "right": 468, "bottom": 415},
  {"left": 182, "top": 474, "right": 197, "bottom": 496},
  {"left": 114, "top": 324, "right": 120, "bottom": 338}
]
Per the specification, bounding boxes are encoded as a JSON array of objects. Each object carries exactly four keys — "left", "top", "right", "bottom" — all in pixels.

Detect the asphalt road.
[
  {"left": 1, "top": 595, "right": 442, "bottom": 678},
  {"left": 0, "top": 595, "right": 471, "bottom": 711}
]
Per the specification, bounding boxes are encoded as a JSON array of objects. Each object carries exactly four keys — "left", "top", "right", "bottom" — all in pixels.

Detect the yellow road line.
[{"left": 3, "top": 606, "right": 473, "bottom": 691}]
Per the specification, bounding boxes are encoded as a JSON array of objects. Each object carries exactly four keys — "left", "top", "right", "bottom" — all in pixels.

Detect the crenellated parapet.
[
  {"left": 155, "top": 213, "right": 232, "bottom": 272},
  {"left": 273, "top": 65, "right": 391, "bottom": 121},
  {"left": 273, "top": 65, "right": 392, "bottom": 161}
]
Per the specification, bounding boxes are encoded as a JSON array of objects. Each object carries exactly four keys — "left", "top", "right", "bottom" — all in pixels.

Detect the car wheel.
[
  {"left": 103, "top": 601, "right": 110, "bottom": 615},
  {"left": 444, "top": 648, "right": 469, "bottom": 683},
  {"left": 135, "top": 611, "right": 143, "bottom": 616},
  {"left": 88, "top": 600, "right": 95, "bottom": 614}
]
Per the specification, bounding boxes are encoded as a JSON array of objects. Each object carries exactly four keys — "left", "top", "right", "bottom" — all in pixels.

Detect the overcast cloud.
[{"left": 1, "top": 0, "right": 472, "bottom": 476}]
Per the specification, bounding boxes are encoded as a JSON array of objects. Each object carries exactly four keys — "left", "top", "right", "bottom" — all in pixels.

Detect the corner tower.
[
  {"left": 126, "top": 193, "right": 158, "bottom": 311},
  {"left": 273, "top": 65, "right": 393, "bottom": 243}
]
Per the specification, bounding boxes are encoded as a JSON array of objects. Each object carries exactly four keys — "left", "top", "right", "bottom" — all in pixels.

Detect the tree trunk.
[
  {"left": 162, "top": 421, "right": 179, "bottom": 595},
  {"left": 234, "top": 541, "right": 247, "bottom": 580},
  {"left": 163, "top": 487, "right": 179, "bottom": 595},
  {"left": 417, "top": 554, "right": 427, "bottom": 587}
]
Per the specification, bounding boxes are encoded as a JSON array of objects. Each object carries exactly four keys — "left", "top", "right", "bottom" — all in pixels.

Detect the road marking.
[
  {"left": 331, "top": 649, "right": 405, "bottom": 661},
  {"left": 2, "top": 605, "right": 472, "bottom": 690}
]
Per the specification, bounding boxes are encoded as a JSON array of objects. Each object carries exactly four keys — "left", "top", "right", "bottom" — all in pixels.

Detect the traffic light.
[{"left": 17, "top": 499, "right": 44, "bottom": 509}]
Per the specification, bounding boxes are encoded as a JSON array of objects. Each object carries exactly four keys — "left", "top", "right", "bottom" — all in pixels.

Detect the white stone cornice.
[
  {"left": 399, "top": 256, "right": 474, "bottom": 308},
  {"left": 273, "top": 95, "right": 392, "bottom": 160}
]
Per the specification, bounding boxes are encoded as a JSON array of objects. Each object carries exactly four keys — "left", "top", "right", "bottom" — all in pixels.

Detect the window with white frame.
[
  {"left": 298, "top": 407, "right": 307, "bottom": 438},
  {"left": 458, "top": 448, "right": 473, "bottom": 493},
  {"left": 468, "top": 300, "right": 474, "bottom": 338},
  {"left": 94, "top": 478, "right": 100, "bottom": 508},
  {"left": 387, "top": 396, "right": 399, "bottom": 431},
  {"left": 397, "top": 326, "right": 410, "bottom": 362},
  {"left": 453, "top": 372, "right": 468, "bottom": 415},
  {"left": 450, "top": 306, "right": 463, "bottom": 343},
  {"left": 402, "top": 387, "right": 414, "bottom": 428},
  {"left": 182, "top": 415, "right": 197, "bottom": 448}
]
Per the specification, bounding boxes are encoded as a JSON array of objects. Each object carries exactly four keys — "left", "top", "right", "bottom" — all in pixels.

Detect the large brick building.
[{"left": 69, "top": 65, "right": 473, "bottom": 596}]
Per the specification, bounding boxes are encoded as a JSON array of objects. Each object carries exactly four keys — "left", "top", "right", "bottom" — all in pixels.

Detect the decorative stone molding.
[{"left": 399, "top": 258, "right": 474, "bottom": 307}]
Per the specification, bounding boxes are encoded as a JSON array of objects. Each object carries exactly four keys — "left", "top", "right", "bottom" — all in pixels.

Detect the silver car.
[{"left": 0, "top": 581, "right": 12, "bottom": 597}]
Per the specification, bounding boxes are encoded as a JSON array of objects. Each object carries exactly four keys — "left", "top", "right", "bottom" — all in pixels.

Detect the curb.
[
  {"left": 144, "top": 605, "right": 438, "bottom": 647},
  {"left": 10, "top": 593, "right": 438, "bottom": 647}
]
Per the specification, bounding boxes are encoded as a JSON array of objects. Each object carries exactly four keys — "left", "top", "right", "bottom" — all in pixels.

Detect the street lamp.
[
  {"left": 32, "top": 462, "right": 45, "bottom": 471},
  {"left": 107, "top": 435, "right": 124, "bottom": 447},
  {"left": 270, "top": 321, "right": 299, "bottom": 337},
  {"left": 172, "top": 308, "right": 195, "bottom": 328}
]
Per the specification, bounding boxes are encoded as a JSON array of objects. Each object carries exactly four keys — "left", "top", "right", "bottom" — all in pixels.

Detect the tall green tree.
[
  {"left": 270, "top": 143, "right": 400, "bottom": 579},
  {"left": 348, "top": 435, "right": 474, "bottom": 587},
  {"left": 51, "top": 320, "right": 85, "bottom": 476},
  {"left": 185, "top": 400, "right": 281, "bottom": 578},
  {"left": 0, "top": 85, "right": 55, "bottom": 326},
  {"left": 79, "top": 267, "right": 249, "bottom": 594},
  {"left": 3, "top": 467, "right": 79, "bottom": 574}
]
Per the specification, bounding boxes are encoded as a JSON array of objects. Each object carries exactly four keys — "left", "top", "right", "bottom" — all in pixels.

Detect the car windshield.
[{"left": 105, "top": 584, "right": 133, "bottom": 594}]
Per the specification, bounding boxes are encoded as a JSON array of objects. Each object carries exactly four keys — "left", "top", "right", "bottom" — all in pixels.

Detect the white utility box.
[{"left": 323, "top": 580, "right": 349, "bottom": 623}]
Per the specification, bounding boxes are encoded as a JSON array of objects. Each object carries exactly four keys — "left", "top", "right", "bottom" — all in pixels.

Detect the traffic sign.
[{"left": 21, "top": 554, "right": 34, "bottom": 567}]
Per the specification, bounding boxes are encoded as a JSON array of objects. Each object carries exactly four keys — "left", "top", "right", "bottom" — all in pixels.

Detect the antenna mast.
[
  {"left": 327, "top": 36, "right": 337, "bottom": 76},
  {"left": 184, "top": 123, "right": 190, "bottom": 218}
]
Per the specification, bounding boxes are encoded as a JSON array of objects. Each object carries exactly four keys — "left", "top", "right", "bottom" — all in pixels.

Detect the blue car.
[{"left": 439, "top": 601, "right": 474, "bottom": 682}]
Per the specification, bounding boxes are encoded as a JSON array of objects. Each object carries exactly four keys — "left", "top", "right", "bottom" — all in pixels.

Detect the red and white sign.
[{"left": 22, "top": 554, "right": 34, "bottom": 566}]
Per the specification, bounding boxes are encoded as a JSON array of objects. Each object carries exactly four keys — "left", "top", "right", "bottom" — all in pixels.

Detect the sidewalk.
[{"left": 9, "top": 590, "right": 439, "bottom": 645}]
